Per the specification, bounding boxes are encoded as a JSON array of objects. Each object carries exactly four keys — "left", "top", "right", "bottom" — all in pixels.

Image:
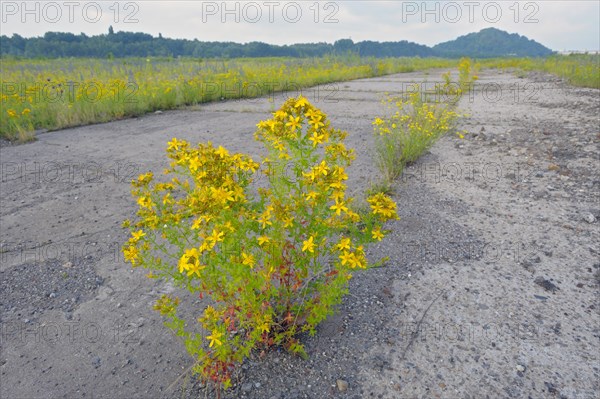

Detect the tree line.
[{"left": 0, "top": 28, "right": 553, "bottom": 59}]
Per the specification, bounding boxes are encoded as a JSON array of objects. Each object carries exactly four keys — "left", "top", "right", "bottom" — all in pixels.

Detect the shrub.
[{"left": 122, "top": 96, "right": 398, "bottom": 393}]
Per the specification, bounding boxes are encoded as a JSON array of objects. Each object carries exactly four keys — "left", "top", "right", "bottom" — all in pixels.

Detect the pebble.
[
  {"left": 336, "top": 379, "right": 348, "bottom": 392},
  {"left": 582, "top": 213, "right": 596, "bottom": 224},
  {"left": 241, "top": 383, "right": 252, "bottom": 392},
  {"left": 516, "top": 365, "right": 526, "bottom": 372},
  {"left": 534, "top": 276, "right": 560, "bottom": 292}
]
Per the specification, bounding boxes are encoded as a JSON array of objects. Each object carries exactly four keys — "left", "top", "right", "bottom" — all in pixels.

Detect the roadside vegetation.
[
  {"left": 371, "top": 57, "right": 478, "bottom": 192},
  {"left": 0, "top": 56, "right": 457, "bottom": 141},
  {"left": 1, "top": 54, "right": 597, "bottom": 143},
  {"left": 480, "top": 54, "right": 600, "bottom": 89}
]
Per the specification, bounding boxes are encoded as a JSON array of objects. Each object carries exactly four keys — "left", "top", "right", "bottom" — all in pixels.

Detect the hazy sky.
[{"left": 1, "top": 1, "right": 598, "bottom": 51}]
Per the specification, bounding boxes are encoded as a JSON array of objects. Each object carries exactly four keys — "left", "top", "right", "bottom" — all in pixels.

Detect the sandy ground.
[{"left": 1, "top": 70, "right": 598, "bottom": 399}]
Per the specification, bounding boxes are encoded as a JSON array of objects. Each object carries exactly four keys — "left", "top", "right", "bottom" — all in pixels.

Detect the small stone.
[
  {"left": 62, "top": 261, "right": 73, "bottom": 268},
  {"left": 534, "top": 276, "right": 559, "bottom": 292},
  {"left": 241, "top": 383, "right": 252, "bottom": 392},
  {"left": 516, "top": 364, "right": 525, "bottom": 372},
  {"left": 116, "top": 303, "right": 122, "bottom": 308},
  {"left": 155, "top": 110, "right": 163, "bottom": 114},
  {"left": 583, "top": 213, "right": 596, "bottom": 224},
  {"left": 336, "top": 379, "right": 348, "bottom": 392},
  {"left": 49, "top": 292, "right": 57, "bottom": 298},
  {"left": 545, "top": 381, "right": 558, "bottom": 394}
]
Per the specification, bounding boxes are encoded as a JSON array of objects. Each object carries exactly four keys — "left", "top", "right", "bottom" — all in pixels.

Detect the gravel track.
[{"left": 1, "top": 69, "right": 598, "bottom": 399}]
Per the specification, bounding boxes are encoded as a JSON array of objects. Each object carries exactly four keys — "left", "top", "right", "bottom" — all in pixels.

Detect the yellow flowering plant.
[
  {"left": 434, "top": 58, "right": 479, "bottom": 102},
  {"left": 122, "top": 96, "right": 398, "bottom": 392},
  {"left": 373, "top": 90, "right": 459, "bottom": 184},
  {"left": 458, "top": 57, "right": 480, "bottom": 91}
]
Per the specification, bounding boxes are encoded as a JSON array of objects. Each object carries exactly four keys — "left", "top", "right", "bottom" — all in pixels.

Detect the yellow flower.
[
  {"left": 215, "top": 146, "right": 229, "bottom": 158},
  {"left": 303, "top": 170, "right": 317, "bottom": 182},
  {"left": 167, "top": 138, "right": 185, "bottom": 151},
  {"left": 294, "top": 97, "right": 309, "bottom": 109},
  {"left": 316, "top": 161, "right": 328, "bottom": 177},
  {"left": 257, "top": 236, "right": 270, "bottom": 246},
  {"left": 162, "top": 192, "right": 173, "bottom": 205},
  {"left": 339, "top": 251, "right": 353, "bottom": 266},
  {"left": 302, "top": 236, "right": 315, "bottom": 253},
  {"left": 131, "top": 230, "right": 145, "bottom": 242},
  {"left": 241, "top": 252, "right": 255, "bottom": 268},
  {"left": 206, "top": 330, "right": 223, "bottom": 347},
  {"left": 336, "top": 237, "right": 351, "bottom": 251},
  {"left": 258, "top": 212, "right": 272, "bottom": 229},
  {"left": 308, "top": 114, "right": 325, "bottom": 130},
  {"left": 329, "top": 200, "right": 348, "bottom": 216},
  {"left": 123, "top": 245, "right": 139, "bottom": 265},
  {"left": 257, "top": 314, "right": 272, "bottom": 334},
  {"left": 308, "top": 131, "right": 326, "bottom": 147},
  {"left": 305, "top": 108, "right": 319, "bottom": 120},
  {"left": 137, "top": 196, "right": 153, "bottom": 209},
  {"left": 274, "top": 110, "right": 287, "bottom": 120},
  {"left": 207, "top": 229, "right": 224, "bottom": 244},
  {"left": 210, "top": 187, "right": 235, "bottom": 205},
  {"left": 21, "top": 108, "right": 31, "bottom": 116},
  {"left": 7, "top": 109, "right": 17, "bottom": 118},
  {"left": 305, "top": 191, "right": 318, "bottom": 201},
  {"left": 372, "top": 228, "right": 385, "bottom": 241},
  {"left": 137, "top": 172, "right": 153, "bottom": 185},
  {"left": 178, "top": 248, "right": 205, "bottom": 276},
  {"left": 372, "top": 117, "right": 384, "bottom": 126},
  {"left": 285, "top": 115, "right": 302, "bottom": 131},
  {"left": 282, "top": 216, "right": 294, "bottom": 228}
]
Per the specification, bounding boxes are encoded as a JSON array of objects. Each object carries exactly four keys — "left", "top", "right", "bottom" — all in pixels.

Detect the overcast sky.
[{"left": 1, "top": 1, "right": 598, "bottom": 51}]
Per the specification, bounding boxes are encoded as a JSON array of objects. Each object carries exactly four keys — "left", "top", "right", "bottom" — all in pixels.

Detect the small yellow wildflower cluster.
[
  {"left": 122, "top": 96, "right": 397, "bottom": 391},
  {"left": 372, "top": 89, "right": 460, "bottom": 182},
  {"left": 458, "top": 57, "right": 479, "bottom": 90},
  {"left": 367, "top": 193, "right": 399, "bottom": 220}
]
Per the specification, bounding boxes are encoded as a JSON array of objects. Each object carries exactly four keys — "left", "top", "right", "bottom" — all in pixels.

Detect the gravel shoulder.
[{"left": 1, "top": 70, "right": 598, "bottom": 399}]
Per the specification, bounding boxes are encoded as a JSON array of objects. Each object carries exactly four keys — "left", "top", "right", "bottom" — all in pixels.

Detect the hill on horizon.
[
  {"left": 0, "top": 28, "right": 554, "bottom": 59},
  {"left": 433, "top": 27, "right": 553, "bottom": 58}
]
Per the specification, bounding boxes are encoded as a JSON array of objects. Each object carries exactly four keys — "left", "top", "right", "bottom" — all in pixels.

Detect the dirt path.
[{"left": 1, "top": 70, "right": 598, "bottom": 399}]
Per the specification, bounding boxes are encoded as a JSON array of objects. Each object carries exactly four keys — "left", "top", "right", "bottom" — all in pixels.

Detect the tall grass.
[
  {"left": 480, "top": 54, "right": 600, "bottom": 89},
  {"left": 0, "top": 56, "right": 457, "bottom": 141}
]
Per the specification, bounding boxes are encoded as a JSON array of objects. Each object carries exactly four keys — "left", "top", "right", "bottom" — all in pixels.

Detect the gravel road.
[{"left": 1, "top": 69, "right": 598, "bottom": 399}]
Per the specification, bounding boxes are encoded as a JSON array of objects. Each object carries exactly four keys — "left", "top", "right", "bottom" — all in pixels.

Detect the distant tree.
[
  {"left": 108, "top": 25, "right": 114, "bottom": 35},
  {"left": 334, "top": 38, "right": 355, "bottom": 54}
]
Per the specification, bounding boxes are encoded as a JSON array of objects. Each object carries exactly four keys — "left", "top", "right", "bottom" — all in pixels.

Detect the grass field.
[
  {"left": 1, "top": 54, "right": 598, "bottom": 141},
  {"left": 0, "top": 56, "right": 458, "bottom": 141},
  {"left": 480, "top": 54, "right": 600, "bottom": 89}
]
